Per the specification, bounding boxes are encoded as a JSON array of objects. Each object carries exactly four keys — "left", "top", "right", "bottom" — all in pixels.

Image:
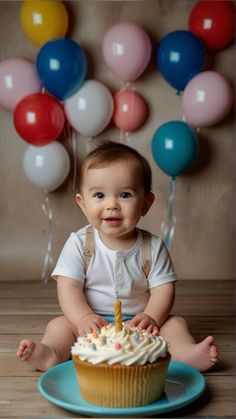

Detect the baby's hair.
[{"left": 78, "top": 141, "right": 152, "bottom": 195}]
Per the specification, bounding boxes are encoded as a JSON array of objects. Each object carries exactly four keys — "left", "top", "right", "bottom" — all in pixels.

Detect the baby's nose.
[{"left": 106, "top": 198, "right": 120, "bottom": 210}]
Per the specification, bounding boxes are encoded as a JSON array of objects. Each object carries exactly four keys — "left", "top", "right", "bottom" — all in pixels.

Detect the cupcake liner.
[{"left": 72, "top": 353, "right": 171, "bottom": 407}]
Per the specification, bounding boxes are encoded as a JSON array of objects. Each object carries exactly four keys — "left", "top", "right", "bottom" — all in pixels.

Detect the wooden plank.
[
  {"left": 0, "top": 377, "right": 78, "bottom": 418},
  {"left": 0, "top": 375, "right": 235, "bottom": 418},
  {"left": 0, "top": 295, "right": 234, "bottom": 316},
  {"left": 0, "top": 334, "right": 234, "bottom": 378},
  {"left": 1, "top": 350, "right": 234, "bottom": 378},
  {"left": 0, "top": 315, "right": 55, "bottom": 334},
  {"left": 0, "top": 314, "right": 234, "bottom": 334},
  {"left": 160, "top": 375, "right": 236, "bottom": 417},
  {"left": 0, "top": 280, "right": 57, "bottom": 298},
  {"left": 0, "top": 279, "right": 234, "bottom": 298},
  {"left": 175, "top": 279, "right": 234, "bottom": 296},
  {"left": 2, "top": 333, "right": 234, "bottom": 352},
  {"left": 0, "top": 298, "right": 61, "bottom": 315},
  {"left": 172, "top": 295, "right": 234, "bottom": 316}
]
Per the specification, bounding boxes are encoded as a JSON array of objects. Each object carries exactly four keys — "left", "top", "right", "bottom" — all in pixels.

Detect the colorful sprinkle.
[
  {"left": 101, "top": 326, "right": 107, "bottom": 333},
  {"left": 98, "top": 336, "right": 106, "bottom": 346},
  {"left": 114, "top": 342, "right": 122, "bottom": 350},
  {"left": 90, "top": 343, "right": 97, "bottom": 351},
  {"left": 133, "top": 333, "right": 140, "bottom": 343}
]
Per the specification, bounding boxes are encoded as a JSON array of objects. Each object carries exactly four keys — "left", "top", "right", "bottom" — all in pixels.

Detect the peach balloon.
[{"left": 113, "top": 90, "right": 148, "bottom": 132}]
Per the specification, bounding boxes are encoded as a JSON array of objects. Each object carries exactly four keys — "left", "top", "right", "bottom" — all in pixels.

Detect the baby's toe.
[{"left": 210, "top": 344, "right": 218, "bottom": 357}]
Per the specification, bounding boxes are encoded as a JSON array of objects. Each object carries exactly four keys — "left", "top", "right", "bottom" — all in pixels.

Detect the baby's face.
[{"left": 76, "top": 159, "right": 149, "bottom": 245}]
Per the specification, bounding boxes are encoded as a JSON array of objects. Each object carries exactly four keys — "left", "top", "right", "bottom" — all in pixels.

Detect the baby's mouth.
[{"left": 102, "top": 217, "right": 122, "bottom": 225}]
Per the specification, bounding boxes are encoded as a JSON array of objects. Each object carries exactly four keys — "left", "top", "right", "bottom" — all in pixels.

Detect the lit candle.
[{"left": 114, "top": 299, "right": 122, "bottom": 332}]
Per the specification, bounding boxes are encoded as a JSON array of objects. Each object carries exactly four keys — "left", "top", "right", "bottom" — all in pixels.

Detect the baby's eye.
[
  {"left": 120, "top": 192, "right": 131, "bottom": 199},
  {"left": 94, "top": 192, "right": 104, "bottom": 200}
]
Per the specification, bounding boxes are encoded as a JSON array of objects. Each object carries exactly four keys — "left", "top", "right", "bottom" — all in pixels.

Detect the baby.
[{"left": 17, "top": 141, "right": 218, "bottom": 372}]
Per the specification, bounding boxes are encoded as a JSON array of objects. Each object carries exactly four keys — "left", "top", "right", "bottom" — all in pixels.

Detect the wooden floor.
[{"left": 0, "top": 279, "right": 235, "bottom": 418}]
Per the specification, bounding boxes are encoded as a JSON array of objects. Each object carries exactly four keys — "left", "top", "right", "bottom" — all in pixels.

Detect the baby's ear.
[
  {"left": 142, "top": 192, "right": 155, "bottom": 216},
  {"left": 76, "top": 193, "right": 86, "bottom": 214}
]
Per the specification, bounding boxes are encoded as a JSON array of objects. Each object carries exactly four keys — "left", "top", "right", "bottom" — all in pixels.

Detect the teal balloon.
[{"left": 151, "top": 121, "right": 198, "bottom": 177}]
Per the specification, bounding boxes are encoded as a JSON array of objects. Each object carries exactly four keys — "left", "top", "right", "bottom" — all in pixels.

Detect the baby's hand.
[
  {"left": 77, "top": 313, "right": 107, "bottom": 336},
  {"left": 127, "top": 313, "right": 159, "bottom": 335}
]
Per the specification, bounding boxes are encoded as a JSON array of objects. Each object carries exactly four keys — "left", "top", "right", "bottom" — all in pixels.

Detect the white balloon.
[
  {"left": 23, "top": 142, "right": 70, "bottom": 192},
  {"left": 64, "top": 80, "right": 114, "bottom": 137}
]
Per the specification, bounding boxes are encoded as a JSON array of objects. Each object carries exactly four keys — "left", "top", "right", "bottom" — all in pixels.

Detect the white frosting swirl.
[{"left": 71, "top": 323, "right": 168, "bottom": 366}]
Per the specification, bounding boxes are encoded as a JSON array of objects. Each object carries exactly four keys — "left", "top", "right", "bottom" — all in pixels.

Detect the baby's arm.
[
  {"left": 57, "top": 276, "right": 107, "bottom": 336},
  {"left": 128, "top": 282, "right": 175, "bottom": 334}
]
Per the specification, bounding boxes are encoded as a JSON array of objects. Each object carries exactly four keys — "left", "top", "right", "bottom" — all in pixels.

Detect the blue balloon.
[
  {"left": 151, "top": 121, "right": 198, "bottom": 177},
  {"left": 36, "top": 38, "right": 87, "bottom": 100},
  {"left": 156, "top": 30, "right": 205, "bottom": 92}
]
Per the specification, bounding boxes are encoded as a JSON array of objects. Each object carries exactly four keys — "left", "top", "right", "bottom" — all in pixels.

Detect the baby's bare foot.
[
  {"left": 16, "top": 339, "right": 61, "bottom": 371},
  {"left": 177, "top": 335, "right": 218, "bottom": 372},
  {"left": 17, "top": 339, "right": 36, "bottom": 361}
]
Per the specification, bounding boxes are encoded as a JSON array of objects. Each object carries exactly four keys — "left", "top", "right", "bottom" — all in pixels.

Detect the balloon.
[
  {"left": 156, "top": 30, "right": 205, "bottom": 92},
  {"left": 112, "top": 89, "right": 148, "bottom": 132},
  {"left": 0, "top": 58, "right": 42, "bottom": 111},
  {"left": 182, "top": 71, "right": 233, "bottom": 128},
  {"left": 64, "top": 80, "right": 113, "bottom": 137},
  {"left": 20, "top": 0, "right": 68, "bottom": 47},
  {"left": 13, "top": 93, "right": 65, "bottom": 146},
  {"left": 23, "top": 141, "right": 70, "bottom": 192},
  {"left": 152, "top": 121, "right": 198, "bottom": 177},
  {"left": 36, "top": 38, "right": 87, "bottom": 100},
  {"left": 102, "top": 22, "right": 152, "bottom": 83},
  {"left": 189, "top": 1, "right": 235, "bottom": 52}
]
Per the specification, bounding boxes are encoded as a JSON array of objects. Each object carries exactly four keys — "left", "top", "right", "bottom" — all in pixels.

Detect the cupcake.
[{"left": 72, "top": 323, "right": 170, "bottom": 407}]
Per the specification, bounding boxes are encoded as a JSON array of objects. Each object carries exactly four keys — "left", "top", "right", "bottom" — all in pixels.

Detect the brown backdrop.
[{"left": 0, "top": 1, "right": 235, "bottom": 281}]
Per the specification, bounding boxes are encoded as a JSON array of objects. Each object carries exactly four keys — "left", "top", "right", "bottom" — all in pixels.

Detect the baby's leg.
[
  {"left": 159, "top": 316, "right": 218, "bottom": 372},
  {"left": 16, "top": 316, "right": 77, "bottom": 371}
]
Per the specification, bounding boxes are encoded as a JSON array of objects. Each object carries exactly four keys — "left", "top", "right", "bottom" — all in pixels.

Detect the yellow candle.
[{"left": 114, "top": 299, "right": 122, "bottom": 332}]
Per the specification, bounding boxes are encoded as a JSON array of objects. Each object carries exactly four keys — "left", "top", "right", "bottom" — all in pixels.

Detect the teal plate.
[{"left": 38, "top": 360, "right": 205, "bottom": 417}]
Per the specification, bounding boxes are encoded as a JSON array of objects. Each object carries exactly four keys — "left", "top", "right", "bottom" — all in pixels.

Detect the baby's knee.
[
  {"left": 161, "top": 315, "right": 188, "bottom": 332},
  {"left": 45, "top": 315, "right": 71, "bottom": 332}
]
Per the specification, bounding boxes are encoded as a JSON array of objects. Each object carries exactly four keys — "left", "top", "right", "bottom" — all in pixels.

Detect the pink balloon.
[
  {"left": 113, "top": 89, "right": 148, "bottom": 132},
  {"left": 182, "top": 71, "right": 233, "bottom": 128},
  {"left": 102, "top": 22, "right": 152, "bottom": 83},
  {"left": 0, "top": 58, "right": 42, "bottom": 111}
]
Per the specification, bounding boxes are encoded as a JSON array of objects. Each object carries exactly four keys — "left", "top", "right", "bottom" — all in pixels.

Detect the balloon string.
[
  {"left": 64, "top": 122, "right": 77, "bottom": 192},
  {"left": 41, "top": 193, "right": 53, "bottom": 282},
  {"left": 70, "top": 128, "right": 77, "bottom": 192},
  {"left": 161, "top": 177, "right": 176, "bottom": 248}
]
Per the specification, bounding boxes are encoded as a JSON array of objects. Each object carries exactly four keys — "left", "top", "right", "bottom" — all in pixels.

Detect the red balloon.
[
  {"left": 13, "top": 93, "right": 65, "bottom": 145},
  {"left": 112, "top": 90, "right": 148, "bottom": 132},
  {"left": 188, "top": 1, "right": 235, "bottom": 52}
]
